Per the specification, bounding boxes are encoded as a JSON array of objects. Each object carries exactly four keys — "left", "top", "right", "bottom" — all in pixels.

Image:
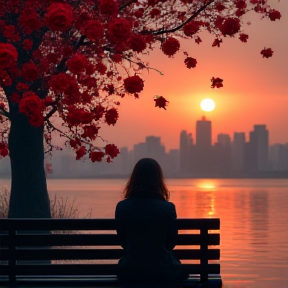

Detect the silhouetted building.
[
  {"left": 269, "top": 143, "right": 288, "bottom": 171},
  {"left": 214, "top": 133, "right": 232, "bottom": 173},
  {"left": 195, "top": 116, "right": 212, "bottom": 173},
  {"left": 246, "top": 125, "right": 269, "bottom": 172},
  {"left": 145, "top": 136, "right": 166, "bottom": 167},
  {"left": 179, "top": 131, "right": 189, "bottom": 173},
  {"left": 134, "top": 142, "right": 146, "bottom": 164},
  {"left": 232, "top": 132, "right": 246, "bottom": 172}
]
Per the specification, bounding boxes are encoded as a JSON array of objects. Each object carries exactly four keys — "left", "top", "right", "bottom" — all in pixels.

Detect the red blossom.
[
  {"left": 82, "top": 20, "right": 104, "bottom": 41},
  {"left": 212, "top": 39, "right": 222, "bottom": 47},
  {"left": 0, "top": 142, "right": 8, "bottom": 157},
  {"left": 211, "top": 77, "right": 223, "bottom": 89},
  {"left": 19, "top": 8, "right": 42, "bottom": 34},
  {"left": 129, "top": 35, "right": 147, "bottom": 53},
  {"left": 45, "top": 3, "right": 73, "bottom": 32},
  {"left": 183, "top": 21, "right": 200, "bottom": 36},
  {"left": 81, "top": 125, "right": 99, "bottom": 140},
  {"left": 67, "top": 54, "right": 89, "bottom": 75},
  {"left": 76, "top": 146, "right": 86, "bottom": 160},
  {"left": 99, "top": 0, "right": 119, "bottom": 17},
  {"left": 19, "top": 92, "right": 44, "bottom": 127},
  {"left": 261, "top": 48, "right": 273, "bottom": 58},
  {"left": 22, "top": 62, "right": 40, "bottom": 82},
  {"left": 96, "top": 62, "right": 107, "bottom": 75},
  {"left": 236, "top": 0, "right": 247, "bottom": 9},
  {"left": 105, "top": 108, "right": 119, "bottom": 125},
  {"left": 93, "top": 104, "right": 105, "bottom": 121},
  {"left": 162, "top": 37, "right": 180, "bottom": 57},
  {"left": 150, "top": 8, "right": 161, "bottom": 18},
  {"left": 239, "top": 33, "right": 249, "bottom": 43},
  {"left": 184, "top": 57, "right": 197, "bottom": 69},
  {"left": 154, "top": 96, "right": 169, "bottom": 110},
  {"left": 105, "top": 144, "right": 120, "bottom": 159},
  {"left": 220, "top": 18, "right": 241, "bottom": 37},
  {"left": 195, "top": 36, "right": 202, "bottom": 44},
  {"left": 90, "top": 151, "right": 105, "bottom": 162},
  {"left": 108, "top": 18, "right": 132, "bottom": 42},
  {"left": 269, "top": 9, "right": 281, "bottom": 21},
  {"left": 0, "top": 43, "right": 18, "bottom": 70},
  {"left": 49, "top": 73, "right": 79, "bottom": 95},
  {"left": 124, "top": 75, "right": 144, "bottom": 94}
]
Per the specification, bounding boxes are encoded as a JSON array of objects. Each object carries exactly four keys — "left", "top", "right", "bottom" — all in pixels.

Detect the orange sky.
[{"left": 100, "top": 1, "right": 288, "bottom": 151}]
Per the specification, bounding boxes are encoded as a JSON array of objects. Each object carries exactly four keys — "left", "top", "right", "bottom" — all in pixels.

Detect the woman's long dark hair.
[{"left": 123, "top": 158, "right": 169, "bottom": 200}]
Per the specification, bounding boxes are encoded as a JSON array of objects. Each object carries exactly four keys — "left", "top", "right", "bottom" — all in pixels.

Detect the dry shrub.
[{"left": 0, "top": 187, "right": 92, "bottom": 219}]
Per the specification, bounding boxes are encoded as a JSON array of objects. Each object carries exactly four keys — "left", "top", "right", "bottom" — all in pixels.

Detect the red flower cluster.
[
  {"left": 22, "top": 62, "right": 40, "bottom": 82},
  {"left": 105, "top": 144, "right": 120, "bottom": 159},
  {"left": 162, "top": 37, "right": 180, "bottom": 57},
  {"left": 261, "top": 48, "right": 273, "bottom": 58},
  {"left": 154, "top": 96, "right": 169, "bottom": 110},
  {"left": 211, "top": 77, "right": 223, "bottom": 89},
  {"left": 67, "top": 54, "right": 89, "bottom": 75},
  {"left": 0, "top": 43, "right": 18, "bottom": 70},
  {"left": 0, "top": 142, "right": 8, "bottom": 157},
  {"left": 108, "top": 18, "right": 132, "bottom": 42},
  {"left": 49, "top": 73, "right": 79, "bottom": 96},
  {"left": 19, "top": 92, "right": 44, "bottom": 127},
  {"left": 45, "top": 3, "right": 73, "bottom": 32},
  {"left": 269, "top": 9, "right": 281, "bottom": 21},
  {"left": 76, "top": 146, "right": 86, "bottom": 160},
  {"left": 239, "top": 33, "right": 249, "bottom": 43},
  {"left": 184, "top": 57, "right": 197, "bottom": 69},
  {"left": 129, "top": 35, "right": 147, "bottom": 53},
  {"left": 124, "top": 75, "right": 144, "bottom": 94},
  {"left": 105, "top": 108, "right": 119, "bottom": 125},
  {"left": 90, "top": 151, "right": 105, "bottom": 162},
  {"left": 99, "top": 0, "right": 119, "bottom": 17},
  {"left": 81, "top": 20, "right": 104, "bottom": 41},
  {"left": 183, "top": 21, "right": 200, "bottom": 36},
  {"left": 19, "top": 8, "right": 42, "bottom": 34},
  {"left": 219, "top": 18, "right": 241, "bottom": 36},
  {"left": 81, "top": 125, "right": 99, "bottom": 140}
]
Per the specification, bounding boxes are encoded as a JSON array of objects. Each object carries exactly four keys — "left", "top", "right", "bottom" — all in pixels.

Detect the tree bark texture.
[{"left": 8, "top": 113, "right": 51, "bottom": 218}]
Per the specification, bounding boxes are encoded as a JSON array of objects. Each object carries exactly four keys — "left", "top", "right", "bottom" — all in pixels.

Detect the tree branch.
[
  {"left": 44, "top": 104, "right": 58, "bottom": 121},
  {"left": 144, "top": 0, "right": 215, "bottom": 35},
  {"left": 0, "top": 108, "right": 11, "bottom": 120},
  {"left": 119, "top": 0, "right": 137, "bottom": 11}
]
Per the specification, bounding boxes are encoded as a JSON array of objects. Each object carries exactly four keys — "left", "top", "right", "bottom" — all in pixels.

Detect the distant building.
[
  {"left": 232, "top": 132, "right": 246, "bottom": 171},
  {"left": 134, "top": 142, "right": 146, "bottom": 164},
  {"left": 195, "top": 116, "right": 212, "bottom": 173},
  {"left": 246, "top": 125, "right": 269, "bottom": 172},
  {"left": 214, "top": 133, "right": 232, "bottom": 173},
  {"left": 269, "top": 143, "right": 288, "bottom": 171},
  {"left": 179, "top": 130, "right": 189, "bottom": 173}
]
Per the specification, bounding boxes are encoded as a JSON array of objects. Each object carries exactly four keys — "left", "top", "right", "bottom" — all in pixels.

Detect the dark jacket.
[{"left": 115, "top": 193, "right": 185, "bottom": 283}]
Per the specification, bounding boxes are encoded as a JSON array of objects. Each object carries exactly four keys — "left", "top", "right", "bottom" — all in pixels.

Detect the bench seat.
[{"left": 0, "top": 218, "right": 222, "bottom": 288}]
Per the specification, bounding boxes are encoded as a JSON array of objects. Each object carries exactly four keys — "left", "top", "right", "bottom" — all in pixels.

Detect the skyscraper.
[
  {"left": 246, "top": 125, "right": 269, "bottom": 172},
  {"left": 179, "top": 130, "right": 189, "bottom": 173},
  {"left": 232, "top": 132, "right": 246, "bottom": 171},
  {"left": 195, "top": 116, "right": 212, "bottom": 173}
]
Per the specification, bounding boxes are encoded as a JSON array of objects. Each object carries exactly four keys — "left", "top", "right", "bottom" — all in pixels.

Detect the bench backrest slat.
[
  {"left": 0, "top": 218, "right": 220, "bottom": 231},
  {"left": 0, "top": 248, "right": 220, "bottom": 261},
  {"left": 0, "top": 263, "right": 220, "bottom": 276},
  {"left": 0, "top": 233, "right": 220, "bottom": 246}
]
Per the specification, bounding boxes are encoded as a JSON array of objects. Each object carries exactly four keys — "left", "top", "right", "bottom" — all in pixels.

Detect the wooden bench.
[{"left": 0, "top": 218, "right": 221, "bottom": 288}]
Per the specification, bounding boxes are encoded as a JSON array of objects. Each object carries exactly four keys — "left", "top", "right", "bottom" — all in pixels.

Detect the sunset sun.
[{"left": 200, "top": 98, "right": 215, "bottom": 112}]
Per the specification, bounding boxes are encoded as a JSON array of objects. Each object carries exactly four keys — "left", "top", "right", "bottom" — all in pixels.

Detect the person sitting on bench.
[{"left": 115, "top": 158, "right": 188, "bottom": 284}]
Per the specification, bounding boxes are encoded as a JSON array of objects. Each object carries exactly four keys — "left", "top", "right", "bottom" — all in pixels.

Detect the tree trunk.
[{"left": 8, "top": 113, "right": 51, "bottom": 218}]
